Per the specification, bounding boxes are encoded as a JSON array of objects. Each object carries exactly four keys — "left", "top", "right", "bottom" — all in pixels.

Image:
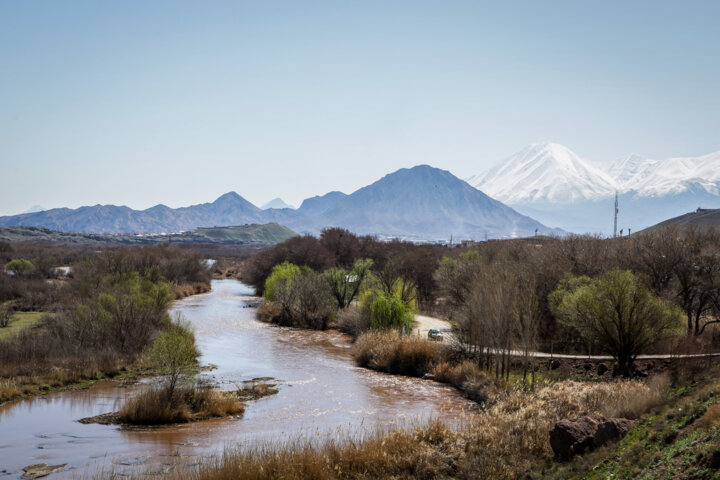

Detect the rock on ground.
[
  {"left": 22, "top": 464, "right": 67, "bottom": 479},
  {"left": 549, "top": 415, "right": 636, "bottom": 460}
]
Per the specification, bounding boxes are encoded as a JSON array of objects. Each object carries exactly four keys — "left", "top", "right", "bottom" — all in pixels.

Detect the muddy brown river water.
[{"left": 0, "top": 280, "right": 477, "bottom": 478}]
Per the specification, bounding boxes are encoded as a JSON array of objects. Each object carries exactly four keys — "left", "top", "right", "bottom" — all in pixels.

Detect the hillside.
[
  {"left": 173, "top": 224, "right": 298, "bottom": 244},
  {"left": 641, "top": 208, "right": 720, "bottom": 233},
  {"left": 0, "top": 223, "right": 297, "bottom": 245},
  {"left": 549, "top": 365, "right": 720, "bottom": 480}
]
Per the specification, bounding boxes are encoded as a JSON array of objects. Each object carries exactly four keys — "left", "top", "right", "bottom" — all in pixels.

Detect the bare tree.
[
  {"left": 461, "top": 263, "right": 515, "bottom": 380},
  {"left": 513, "top": 268, "right": 540, "bottom": 389}
]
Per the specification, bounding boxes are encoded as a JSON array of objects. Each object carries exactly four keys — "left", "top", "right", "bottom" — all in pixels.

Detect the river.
[{"left": 0, "top": 280, "right": 476, "bottom": 478}]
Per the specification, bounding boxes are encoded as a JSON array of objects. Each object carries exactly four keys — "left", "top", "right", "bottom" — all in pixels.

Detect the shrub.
[
  {"left": 120, "top": 386, "right": 192, "bottom": 424},
  {"left": 118, "top": 383, "right": 245, "bottom": 425},
  {"left": 260, "top": 269, "right": 335, "bottom": 330},
  {"left": 337, "top": 305, "right": 370, "bottom": 337},
  {"left": 583, "top": 373, "right": 671, "bottom": 419},
  {"left": 357, "top": 283, "right": 416, "bottom": 332},
  {"left": 697, "top": 403, "right": 720, "bottom": 429},
  {"left": 353, "top": 330, "right": 445, "bottom": 377},
  {"left": 0, "top": 378, "right": 21, "bottom": 403},
  {"left": 289, "top": 271, "right": 334, "bottom": 329},
  {"left": 263, "top": 262, "right": 306, "bottom": 302},
  {"left": 431, "top": 360, "right": 493, "bottom": 403}
]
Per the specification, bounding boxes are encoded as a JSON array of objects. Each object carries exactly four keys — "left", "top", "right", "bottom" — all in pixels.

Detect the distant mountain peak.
[
  {"left": 215, "top": 191, "right": 243, "bottom": 202},
  {"left": 21, "top": 204, "right": 45, "bottom": 214},
  {"left": 261, "top": 198, "right": 294, "bottom": 210},
  {"left": 297, "top": 191, "right": 348, "bottom": 216},
  {"left": 468, "top": 143, "right": 617, "bottom": 203},
  {"left": 314, "top": 163, "right": 558, "bottom": 239}
]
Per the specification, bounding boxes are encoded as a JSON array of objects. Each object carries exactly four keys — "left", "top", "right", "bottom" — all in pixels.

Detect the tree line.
[{"left": 242, "top": 226, "right": 720, "bottom": 377}]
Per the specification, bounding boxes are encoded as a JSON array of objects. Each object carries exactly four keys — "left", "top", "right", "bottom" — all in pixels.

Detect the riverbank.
[
  {"left": 0, "top": 280, "right": 475, "bottom": 478},
  {"left": 0, "top": 363, "right": 172, "bottom": 408},
  {"left": 79, "top": 381, "right": 278, "bottom": 427},
  {"left": 0, "top": 294, "right": 210, "bottom": 408},
  {"left": 166, "top": 374, "right": 674, "bottom": 480}
]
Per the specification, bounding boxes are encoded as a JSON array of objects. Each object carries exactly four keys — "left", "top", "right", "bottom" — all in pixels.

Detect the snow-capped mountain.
[
  {"left": 471, "top": 143, "right": 720, "bottom": 203},
  {"left": 616, "top": 151, "right": 720, "bottom": 197},
  {"left": 469, "top": 143, "right": 720, "bottom": 234},
  {"left": 468, "top": 143, "right": 618, "bottom": 203},
  {"left": 605, "top": 154, "right": 657, "bottom": 188}
]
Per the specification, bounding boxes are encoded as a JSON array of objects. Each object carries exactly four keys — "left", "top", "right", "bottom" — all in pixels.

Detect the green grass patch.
[
  {"left": 560, "top": 384, "right": 720, "bottom": 480},
  {"left": 0, "top": 311, "right": 46, "bottom": 339}
]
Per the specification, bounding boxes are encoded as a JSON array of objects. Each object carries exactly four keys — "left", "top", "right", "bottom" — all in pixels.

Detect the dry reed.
[
  {"left": 158, "top": 377, "right": 668, "bottom": 480},
  {"left": 352, "top": 330, "right": 445, "bottom": 377},
  {"left": 119, "top": 384, "right": 245, "bottom": 425}
]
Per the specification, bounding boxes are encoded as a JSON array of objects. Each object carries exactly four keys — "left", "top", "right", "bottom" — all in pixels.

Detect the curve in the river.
[{"left": 0, "top": 280, "right": 477, "bottom": 478}]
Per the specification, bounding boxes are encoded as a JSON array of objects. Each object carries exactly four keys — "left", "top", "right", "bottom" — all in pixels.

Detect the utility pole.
[{"left": 613, "top": 191, "right": 619, "bottom": 238}]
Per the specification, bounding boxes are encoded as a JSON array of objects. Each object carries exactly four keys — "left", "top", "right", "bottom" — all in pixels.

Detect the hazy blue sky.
[{"left": 2, "top": 0, "right": 719, "bottom": 215}]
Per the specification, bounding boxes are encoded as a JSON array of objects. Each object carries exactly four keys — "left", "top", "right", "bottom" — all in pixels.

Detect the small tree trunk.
[
  {"left": 616, "top": 356, "right": 633, "bottom": 378},
  {"left": 687, "top": 312, "right": 693, "bottom": 336}
]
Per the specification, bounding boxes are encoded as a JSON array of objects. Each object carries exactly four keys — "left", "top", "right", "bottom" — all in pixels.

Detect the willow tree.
[
  {"left": 550, "top": 269, "right": 681, "bottom": 377},
  {"left": 323, "top": 258, "right": 373, "bottom": 309}
]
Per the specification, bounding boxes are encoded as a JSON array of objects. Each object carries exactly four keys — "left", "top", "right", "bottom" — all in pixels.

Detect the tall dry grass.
[
  {"left": 0, "top": 378, "right": 21, "bottom": 403},
  {"left": 431, "top": 360, "right": 494, "bottom": 403},
  {"left": 353, "top": 331, "right": 494, "bottom": 403},
  {"left": 0, "top": 351, "right": 131, "bottom": 405},
  {"left": 160, "top": 377, "right": 668, "bottom": 480},
  {"left": 583, "top": 373, "right": 670, "bottom": 419},
  {"left": 352, "top": 330, "right": 445, "bottom": 377},
  {"left": 168, "top": 420, "right": 459, "bottom": 480},
  {"left": 119, "top": 384, "right": 245, "bottom": 425}
]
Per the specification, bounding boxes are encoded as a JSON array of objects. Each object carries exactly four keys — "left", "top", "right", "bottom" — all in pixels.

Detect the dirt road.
[
  {"left": 412, "top": 313, "right": 720, "bottom": 360},
  {"left": 412, "top": 314, "right": 453, "bottom": 343}
]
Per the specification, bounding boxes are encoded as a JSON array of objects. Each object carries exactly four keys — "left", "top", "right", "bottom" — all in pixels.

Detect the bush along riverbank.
[
  {"left": 80, "top": 322, "right": 279, "bottom": 426},
  {"left": 0, "top": 245, "right": 212, "bottom": 406}
]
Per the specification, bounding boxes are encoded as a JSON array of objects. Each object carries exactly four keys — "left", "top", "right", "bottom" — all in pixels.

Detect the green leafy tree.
[
  {"left": 324, "top": 258, "right": 373, "bottom": 309},
  {"left": 550, "top": 269, "right": 681, "bottom": 376},
  {"left": 5, "top": 258, "right": 34, "bottom": 276},
  {"left": 263, "top": 262, "right": 308, "bottom": 301},
  {"left": 146, "top": 315, "right": 199, "bottom": 401},
  {"left": 368, "top": 289, "right": 415, "bottom": 331}
]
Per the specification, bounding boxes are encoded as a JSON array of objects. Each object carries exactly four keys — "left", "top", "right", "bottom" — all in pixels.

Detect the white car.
[{"left": 427, "top": 329, "right": 444, "bottom": 341}]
